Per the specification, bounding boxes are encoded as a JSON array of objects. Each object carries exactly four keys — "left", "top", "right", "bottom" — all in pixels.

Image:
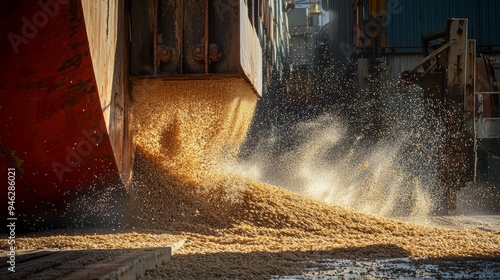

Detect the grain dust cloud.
[
  {"left": 130, "top": 76, "right": 498, "bottom": 278},
  {"left": 239, "top": 64, "right": 444, "bottom": 223},
  {"left": 16, "top": 76, "right": 500, "bottom": 279}
]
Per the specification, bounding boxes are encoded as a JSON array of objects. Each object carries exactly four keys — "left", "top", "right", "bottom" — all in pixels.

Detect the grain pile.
[
  {"left": 130, "top": 78, "right": 256, "bottom": 184},
  {"left": 17, "top": 230, "right": 182, "bottom": 250},
  {"left": 16, "top": 78, "right": 500, "bottom": 279}
]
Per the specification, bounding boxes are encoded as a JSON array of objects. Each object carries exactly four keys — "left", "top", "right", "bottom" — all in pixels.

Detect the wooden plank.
[
  {"left": 0, "top": 240, "right": 185, "bottom": 280},
  {"left": 60, "top": 248, "right": 171, "bottom": 280},
  {"left": 82, "top": 0, "right": 134, "bottom": 185},
  {"left": 0, "top": 251, "right": 83, "bottom": 280}
]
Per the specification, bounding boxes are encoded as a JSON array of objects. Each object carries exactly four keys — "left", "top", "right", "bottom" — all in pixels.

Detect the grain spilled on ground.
[
  {"left": 15, "top": 78, "right": 500, "bottom": 279},
  {"left": 17, "top": 230, "right": 183, "bottom": 250}
]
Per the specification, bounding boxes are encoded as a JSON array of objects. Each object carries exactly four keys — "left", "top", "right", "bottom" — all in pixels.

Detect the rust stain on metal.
[
  {"left": 193, "top": 44, "right": 205, "bottom": 61},
  {"left": 204, "top": 0, "right": 209, "bottom": 73},
  {"left": 60, "top": 79, "right": 96, "bottom": 108},
  {"left": 48, "top": 82, "right": 67, "bottom": 91},
  {"left": 57, "top": 53, "right": 83, "bottom": 72},
  {"left": 0, "top": 141, "right": 24, "bottom": 174},
  {"left": 71, "top": 40, "right": 87, "bottom": 50},
  {"left": 26, "top": 80, "right": 44, "bottom": 90},
  {"left": 64, "top": 0, "right": 83, "bottom": 37},
  {"left": 67, "top": 78, "right": 95, "bottom": 92},
  {"left": 158, "top": 45, "right": 173, "bottom": 63},
  {"left": 209, "top": 43, "right": 222, "bottom": 62},
  {"left": 0, "top": 141, "right": 37, "bottom": 199},
  {"left": 153, "top": 0, "right": 158, "bottom": 75}
]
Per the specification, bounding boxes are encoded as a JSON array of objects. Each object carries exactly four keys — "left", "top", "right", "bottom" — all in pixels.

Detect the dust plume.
[
  {"left": 16, "top": 76, "right": 500, "bottom": 280},
  {"left": 238, "top": 64, "right": 446, "bottom": 223}
]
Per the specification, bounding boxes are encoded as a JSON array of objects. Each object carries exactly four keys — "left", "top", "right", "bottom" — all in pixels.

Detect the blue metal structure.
[{"left": 386, "top": 0, "right": 500, "bottom": 53}]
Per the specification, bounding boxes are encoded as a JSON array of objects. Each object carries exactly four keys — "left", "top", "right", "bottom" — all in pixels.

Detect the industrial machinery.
[
  {"left": 0, "top": 1, "right": 133, "bottom": 219},
  {"left": 0, "top": 0, "right": 290, "bottom": 222},
  {"left": 319, "top": 0, "right": 500, "bottom": 212},
  {"left": 321, "top": 0, "right": 500, "bottom": 87},
  {"left": 401, "top": 19, "right": 500, "bottom": 211},
  {"left": 2, "top": 0, "right": 499, "bottom": 223}
]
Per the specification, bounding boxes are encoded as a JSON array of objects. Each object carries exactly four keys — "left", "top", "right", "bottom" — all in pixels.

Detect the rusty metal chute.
[
  {"left": 129, "top": 0, "right": 263, "bottom": 97},
  {"left": 0, "top": 0, "right": 292, "bottom": 223}
]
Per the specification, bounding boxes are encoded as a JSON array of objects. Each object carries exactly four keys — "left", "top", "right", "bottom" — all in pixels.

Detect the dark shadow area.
[
  {"left": 0, "top": 247, "right": 173, "bottom": 280},
  {"left": 456, "top": 182, "right": 500, "bottom": 215},
  {"left": 142, "top": 244, "right": 500, "bottom": 279},
  {"left": 7, "top": 146, "right": 500, "bottom": 278},
  {"left": 4, "top": 232, "right": 499, "bottom": 279},
  {"left": 10, "top": 183, "right": 129, "bottom": 233},
  {"left": 1, "top": 0, "right": 133, "bottom": 234},
  {"left": 125, "top": 147, "right": 245, "bottom": 234}
]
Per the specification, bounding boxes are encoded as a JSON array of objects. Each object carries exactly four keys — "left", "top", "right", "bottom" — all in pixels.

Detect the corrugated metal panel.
[
  {"left": 328, "top": 0, "right": 354, "bottom": 62},
  {"left": 288, "top": 8, "right": 308, "bottom": 26},
  {"left": 387, "top": 54, "right": 423, "bottom": 77},
  {"left": 386, "top": 0, "right": 500, "bottom": 52}
]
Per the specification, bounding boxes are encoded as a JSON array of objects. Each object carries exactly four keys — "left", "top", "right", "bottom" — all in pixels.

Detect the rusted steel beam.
[
  {"left": 180, "top": 0, "right": 184, "bottom": 74},
  {"left": 204, "top": 0, "right": 209, "bottom": 73},
  {"left": 405, "top": 39, "right": 456, "bottom": 74},
  {"left": 153, "top": 0, "right": 158, "bottom": 75},
  {"left": 130, "top": 0, "right": 262, "bottom": 96},
  {"left": 441, "top": 19, "right": 469, "bottom": 211},
  {"left": 465, "top": 39, "right": 476, "bottom": 182},
  {"left": 446, "top": 19, "right": 468, "bottom": 96},
  {"left": 130, "top": 73, "right": 243, "bottom": 81},
  {"left": 421, "top": 28, "right": 446, "bottom": 43},
  {"left": 130, "top": 0, "right": 154, "bottom": 75}
]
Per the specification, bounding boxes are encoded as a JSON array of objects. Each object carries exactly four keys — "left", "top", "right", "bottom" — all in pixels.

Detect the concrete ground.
[
  {"left": 271, "top": 257, "right": 500, "bottom": 279},
  {"left": 271, "top": 184, "right": 500, "bottom": 280},
  {"left": 430, "top": 215, "right": 500, "bottom": 232},
  {"left": 271, "top": 215, "right": 500, "bottom": 279}
]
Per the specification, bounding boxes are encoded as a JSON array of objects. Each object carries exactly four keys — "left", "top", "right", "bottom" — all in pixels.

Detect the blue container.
[{"left": 386, "top": 0, "right": 500, "bottom": 52}]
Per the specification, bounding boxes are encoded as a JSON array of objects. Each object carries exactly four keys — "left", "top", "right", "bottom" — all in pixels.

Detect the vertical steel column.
[
  {"left": 442, "top": 19, "right": 469, "bottom": 211},
  {"left": 204, "top": 0, "right": 210, "bottom": 73},
  {"left": 153, "top": 0, "right": 158, "bottom": 75},
  {"left": 465, "top": 39, "right": 477, "bottom": 182},
  {"left": 446, "top": 19, "right": 467, "bottom": 97},
  {"left": 180, "top": 0, "right": 184, "bottom": 74}
]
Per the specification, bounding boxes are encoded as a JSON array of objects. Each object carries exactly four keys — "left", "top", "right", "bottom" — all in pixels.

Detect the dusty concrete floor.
[
  {"left": 430, "top": 215, "right": 500, "bottom": 232},
  {"left": 271, "top": 257, "right": 500, "bottom": 279},
  {"left": 269, "top": 215, "right": 500, "bottom": 279}
]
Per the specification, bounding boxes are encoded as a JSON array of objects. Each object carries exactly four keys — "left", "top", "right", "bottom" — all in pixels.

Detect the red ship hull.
[{"left": 0, "top": 0, "right": 132, "bottom": 215}]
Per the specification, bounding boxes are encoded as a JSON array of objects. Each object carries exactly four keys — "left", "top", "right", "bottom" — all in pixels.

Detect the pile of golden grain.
[{"left": 17, "top": 79, "right": 500, "bottom": 279}]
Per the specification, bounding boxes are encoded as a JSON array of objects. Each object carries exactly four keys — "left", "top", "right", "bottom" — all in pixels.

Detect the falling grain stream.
[{"left": 16, "top": 78, "right": 500, "bottom": 279}]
